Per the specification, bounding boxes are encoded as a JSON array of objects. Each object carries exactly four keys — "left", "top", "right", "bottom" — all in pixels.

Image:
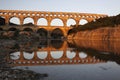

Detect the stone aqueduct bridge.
[{"left": 0, "top": 10, "right": 107, "bottom": 36}]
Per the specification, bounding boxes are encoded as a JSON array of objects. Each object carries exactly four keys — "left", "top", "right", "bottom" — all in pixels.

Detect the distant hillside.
[{"left": 69, "top": 14, "right": 120, "bottom": 34}]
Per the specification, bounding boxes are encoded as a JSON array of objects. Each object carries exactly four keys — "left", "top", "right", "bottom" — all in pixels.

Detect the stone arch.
[
  {"left": 37, "top": 51, "right": 48, "bottom": 59},
  {"left": 38, "top": 39, "right": 48, "bottom": 48},
  {"left": 37, "top": 28, "right": 48, "bottom": 39},
  {"left": 51, "top": 40, "right": 64, "bottom": 49},
  {"left": 23, "top": 17, "right": 34, "bottom": 25},
  {"left": 79, "top": 19, "right": 88, "bottom": 25},
  {"left": 37, "top": 18, "right": 48, "bottom": 26},
  {"left": 50, "top": 18, "right": 64, "bottom": 26},
  {"left": 0, "top": 16, "right": 5, "bottom": 25},
  {"left": 23, "top": 28, "right": 33, "bottom": 32},
  {"left": 10, "top": 52, "right": 20, "bottom": 60},
  {"left": 23, "top": 52, "right": 34, "bottom": 60},
  {"left": 51, "top": 28, "right": 64, "bottom": 39},
  {"left": 0, "top": 28, "right": 3, "bottom": 31},
  {"left": 8, "top": 27, "right": 18, "bottom": 31},
  {"left": 79, "top": 52, "right": 87, "bottom": 59},
  {"left": 9, "top": 17, "right": 20, "bottom": 25},
  {"left": 67, "top": 18, "right": 76, "bottom": 26},
  {"left": 66, "top": 51, "right": 76, "bottom": 59},
  {"left": 50, "top": 51, "right": 63, "bottom": 59}
]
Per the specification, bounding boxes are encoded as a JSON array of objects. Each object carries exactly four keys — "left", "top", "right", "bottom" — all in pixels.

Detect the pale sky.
[{"left": 0, "top": 0, "right": 120, "bottom": 16}]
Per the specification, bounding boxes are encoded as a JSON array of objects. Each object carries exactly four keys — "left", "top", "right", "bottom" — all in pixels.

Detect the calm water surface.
[{"left": 1, "top": 39, "right": 120, "bottom": 80}]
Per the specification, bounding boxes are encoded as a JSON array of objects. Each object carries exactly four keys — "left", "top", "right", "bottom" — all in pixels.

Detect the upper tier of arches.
[{"left": 0, "top": 10, "right": 108, "bottom": 27}]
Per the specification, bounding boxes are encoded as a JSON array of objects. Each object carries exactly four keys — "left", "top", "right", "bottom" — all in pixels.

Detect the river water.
[{"left": 1, "top": 39, "right": 120, "bottom": 80}]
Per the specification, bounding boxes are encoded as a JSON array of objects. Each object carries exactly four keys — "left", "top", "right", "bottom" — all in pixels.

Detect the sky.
[{"left": 0, "top": 0, "right": 120, "bottom": 16}]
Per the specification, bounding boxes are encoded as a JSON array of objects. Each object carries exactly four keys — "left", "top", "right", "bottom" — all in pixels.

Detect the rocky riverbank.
[
  {"left": 68, "top": 25, "right": 120, "bottom": 40},
  {"left": 0, "top": 39, "right": 48, "bottom": 80}
]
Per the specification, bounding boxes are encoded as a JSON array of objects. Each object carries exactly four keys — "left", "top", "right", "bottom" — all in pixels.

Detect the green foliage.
[{"left": 69, "top": 14, "right": 120, "bottom": 34}]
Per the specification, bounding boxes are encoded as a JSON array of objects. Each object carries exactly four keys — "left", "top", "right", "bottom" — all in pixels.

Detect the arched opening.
[
  {"left": 8, "top": 28, "right": 17, "bottom": 31},
  {"left": 23, "top": 28, "right": 33, "bottom": 32},
  {"left": 66, "top": 51, "right": 76, "bottom": 59},
  {"left": 8, "top": 28, "right": 19, "bottom": 37},
  {"left": 79, "top": 52, "right": 87, "bottom": 59},
  {"left": 0, "top": 28, "right": 3, "bottom": 31},
  {"left": 79, "top": 19, "right": 88, "bottom": 25},
  {"left": 23, "top": 52, "right": 34, "bottom": 60},
  {"left": 0, "top": 16, "right": 5, "bottom": 25},
  {"left": 51, "top": 28, "right": 64, "bottom": 39},
  {"left": 9, "top": 17, "right": 20, "bottom": 25},
  {"left": 37, "top": 28, "right": 48, "bottom": 39},
  {"left": 50, "top": 51, "right": 63, "bottom": 59},
  {"left": 51, "top": 40, "right": 64, "bottom": 49},
  {"left": 38, "top": 40, "right": 48, "bottom": 48},
  {"left": 23, "top": 17, "right": 34, "bottom": 25},
  {"left": 37, "top": 18, "right": 48, "bottom": 26},
  {"left": 51, "top": 18, "right": 64, "bottom": 26},
  {"left": 37, "top": 51, "right": 48, "bottom": 59},
  {"left": 67, "top": 19, "right": 76, "bottom": 26},
  {"left": 10, "top": 52, "right": 20, "bottom": 60}
]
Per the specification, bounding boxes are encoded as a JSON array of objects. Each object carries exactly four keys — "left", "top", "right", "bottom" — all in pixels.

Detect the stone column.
[
  {"left": 47, "top": 17, "right": 52, "bottom": 26},
  {"left": 5, "top": 16, "right": 9, "bottom": 25},
  {"left": 76, "top": 20, "right": 80, "bottom": 27},
  {"left": 19, "top": 51, "right": 24, "bottom": 60},
  {"left": 33, "top": 51, "right": 38, "bottom": 60},
  {"left": 63, "top": 19, "right": 67, "bottom": 27},
  {"left": 33, "top": 17, "right": 38, "bottom": 25},
  {"left": 20, "top": 17, "right": 24, "bottom": 25}
]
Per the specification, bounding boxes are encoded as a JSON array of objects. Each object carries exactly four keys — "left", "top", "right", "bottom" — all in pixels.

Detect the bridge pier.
[
  {"left": 47, "top": 31, "right": 51, "bottom": 39},
  {"left": 20, "top": 17, "right": 24, "bottom": 25},
  {"left": 5, "top": 16, "right": 9, "bottom": 25}
]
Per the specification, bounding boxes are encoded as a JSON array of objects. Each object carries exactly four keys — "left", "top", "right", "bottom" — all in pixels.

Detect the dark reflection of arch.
[
  {"left": 51, "top": 40, "right": 64, "bottom": 49},
  {"left": 37, "top": 28, "right": 48, "bottom": 39},
  {"left": 8, "top": 28, "right": 18, "bottom": 31},
  {"left": 51, "top": 28, "right": 64, "bottom": 39},
  {"left": 0, "top": 28, "right": 3, "bottom": 31},
  {"left": 0, "top": 16, "right": 5, "bottom": 25},
  {"left": 23, "top": 28, "right": 33, "bottom": 32},
  {"left": 38, "top": 40, "right": 48, "bottom": 48}
]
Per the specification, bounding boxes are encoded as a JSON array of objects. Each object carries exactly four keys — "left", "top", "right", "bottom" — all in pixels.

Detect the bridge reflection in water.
[
  {"left": 8, "top": 39, "right": 120, "bottom": 67},
  {"left": 2, "top": 39, "right": 120, "bottom": 80}
]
